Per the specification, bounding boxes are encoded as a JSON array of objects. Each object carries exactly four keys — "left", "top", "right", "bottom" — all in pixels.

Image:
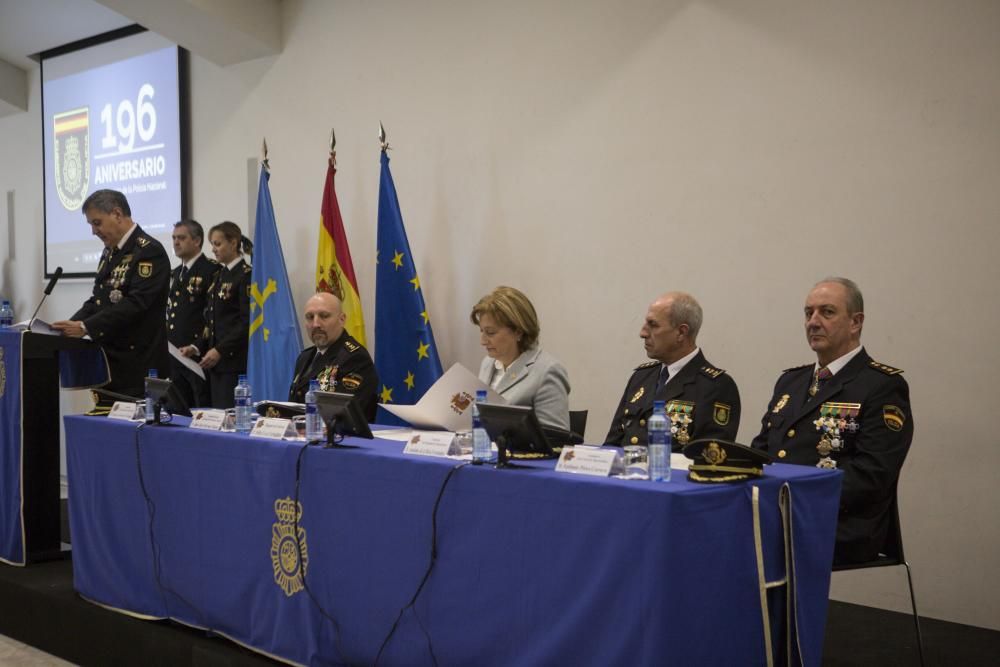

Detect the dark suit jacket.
[
  {"left": 604, "top": 350, "right": 741, "bottom": 450},
  {"left": 750, "top": 348, "right": 913, "bottom": 564},
  {"left": 199, "top": 258, "right": 251, "bottom": 374},
  {"left": 167, "top": 254, "right": 219, "bottom": 348},
  {"left": 288, "top": 330, "right": 379, "bottom": 422},
  {"left": 72, "top": 225, "right": 170, "bottom": 397}
]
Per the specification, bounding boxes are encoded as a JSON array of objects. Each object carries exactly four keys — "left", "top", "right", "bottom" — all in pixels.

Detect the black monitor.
[
  {"left": 144, "top": 377, "right": 192, "bottom": 421},
  {"left": 477, "top": 403, "right": 555, "bottom": 467},
  {"left": 314, "top": 391, "right": 373, "bottom": 445}
]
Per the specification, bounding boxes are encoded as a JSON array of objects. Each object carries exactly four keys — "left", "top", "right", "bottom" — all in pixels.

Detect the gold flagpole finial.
[
  {"left": 261, "top": 137, "right": 270, "bottom": 170},
  {"left": 379, "top": 121, "right": 389, "bottom": 152},
  {"left": 329, "top": 128, "right": 336, "bottom": 167}
]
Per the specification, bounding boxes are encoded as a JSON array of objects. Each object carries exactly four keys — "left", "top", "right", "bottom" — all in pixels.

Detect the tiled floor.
[{"left": 0, "top": 635, "right": 74, "bottom": 667}]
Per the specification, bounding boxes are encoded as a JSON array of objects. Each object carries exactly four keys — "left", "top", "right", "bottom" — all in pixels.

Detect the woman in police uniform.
[{"left": 181, "top": 221, "right": 252, "bottom": 408}]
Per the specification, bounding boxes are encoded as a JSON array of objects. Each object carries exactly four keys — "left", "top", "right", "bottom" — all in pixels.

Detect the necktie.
[
  {"left": 179, "top": 265, "right": 189, "bottom": 283},
  {"left": 655, "top": 364, "right": 670, "bottom": 392},
  {"left": 809, "top": 366, "right": 832, "bottom": 397}
]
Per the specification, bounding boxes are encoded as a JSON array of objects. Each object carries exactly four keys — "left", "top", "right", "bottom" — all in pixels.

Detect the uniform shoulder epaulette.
[
  {"left": 135, "top": 236, "right": 149, "bottom": 248},
  {"left": 344, "top": 339, "right": 360, "bottom": 353},
  {"left": 782, "top": 363, "right": 812, "bottom": 373},
  {"left": 699, "top": 365, "right": 726, "bottom": 379},
  {"left": 242, "top": 264, "right": 253, "bottom": 273},
  {"left": 869, "top": 360, "right": 903, "bottom": 375},
  {"left": 634, "top": 360, "right": 659, "bottom": 371}
]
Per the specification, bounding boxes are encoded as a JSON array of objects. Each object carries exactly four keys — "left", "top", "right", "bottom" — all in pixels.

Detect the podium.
[{"left": 0, "top": 330, "right": 107, "bottom": 565}]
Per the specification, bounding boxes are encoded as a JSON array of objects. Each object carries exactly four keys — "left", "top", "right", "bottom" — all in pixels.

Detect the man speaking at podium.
[{"left": 52, "top": 189, "right": 171, "bottom": 400}]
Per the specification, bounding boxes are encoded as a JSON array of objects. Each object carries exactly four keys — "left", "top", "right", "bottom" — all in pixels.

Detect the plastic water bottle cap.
[
  {"left": 148, "top": 369, "right": 158, "bottom": 378},
  {"left": 476, "top": 389, "right": 487, "bottom": 401}
]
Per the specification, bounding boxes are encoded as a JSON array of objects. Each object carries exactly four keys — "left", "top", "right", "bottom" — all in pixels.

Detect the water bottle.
[
  {"left": 305, "top": 379, "right": 323, "bottom": 443},
  {"left": 234, "top": 374, "right": 252, "bottom": 434},
  {"left": 648, "top": 400, "right": 672, "bottom": 482},
  {"left": 471, "top": 389, "right": 492, "bottom": 464},
  {"left": 144, "top": 368, "right": 158, "bottom": 423},
  {"left": 0, "top": 300, "right": 12, "bottom": 328}
]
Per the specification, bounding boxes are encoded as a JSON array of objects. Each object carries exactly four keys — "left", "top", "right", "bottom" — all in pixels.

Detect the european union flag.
[
  {"left": 375, "top": 150, "right": 443, "bottom": 423},
  {"left": 249, "top": 166, "right": 302, "bottom": 401}
]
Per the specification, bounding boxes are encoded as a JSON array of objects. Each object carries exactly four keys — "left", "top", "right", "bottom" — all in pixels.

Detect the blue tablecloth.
[{"left": 65, "top": 416, "right": 841, "bottom": 666}]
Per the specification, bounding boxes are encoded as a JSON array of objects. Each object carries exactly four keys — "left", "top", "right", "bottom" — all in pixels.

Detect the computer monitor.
[
  {"left": 477, "top": 403, "right": 555, "bottom": 467},
  {"left": 314, "top": 391, "right": 373, "bottom": 445},
  {"left": 144, "top": 377, "right": 192, "bottom": 420}
]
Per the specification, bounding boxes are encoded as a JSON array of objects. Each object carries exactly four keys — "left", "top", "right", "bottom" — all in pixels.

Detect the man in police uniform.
[
  {"left": 52, "top": 189, "right": 170, "bottom": 399},
  {"left": 289, "top": 291, "right": 378, "bottom": 421},
  {"left": 604, "top": 292, "right": 740, "bottom": 449},
  {"left": 166, "top": 219, "right": 218, "bottom": 408},
  {"left": 750, "top": 277, "right": 913, "bottom": 565}
]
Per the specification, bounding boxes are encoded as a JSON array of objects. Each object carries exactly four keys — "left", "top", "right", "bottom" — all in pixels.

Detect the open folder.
[{"left": 382, "top": 362, "right": 505, "bottom": 432}]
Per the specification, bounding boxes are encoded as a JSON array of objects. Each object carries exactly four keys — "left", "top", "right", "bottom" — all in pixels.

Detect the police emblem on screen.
[
  {"left": 53, "top": 107, "right": 91, "bottom": 211},
  {"left": 270, "top": 497, "right": 309, "bottom": 597}
]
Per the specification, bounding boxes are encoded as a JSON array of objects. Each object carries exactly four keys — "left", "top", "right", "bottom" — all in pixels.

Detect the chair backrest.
[
  {"left": 569, "top": 410, "right": 588, "bottom": 442},
  {"left": 833, "top": 488, "right": 905, "bottom": 571}
]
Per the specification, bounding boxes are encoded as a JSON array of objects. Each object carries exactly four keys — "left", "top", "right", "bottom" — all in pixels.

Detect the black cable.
[
  {"left": 291, "top": 441, "right": 354, "bottom": 666},
  {"left": 133, "top": 423, "right": 206, "bottom": 627},
  {"left": 374, "top": 461, "right": 470, "bottom": 667}
]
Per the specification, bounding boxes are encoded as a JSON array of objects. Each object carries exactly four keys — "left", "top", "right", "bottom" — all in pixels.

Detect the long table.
[{"left": 65, "top": 415, "right": 841, "bottom": 666}]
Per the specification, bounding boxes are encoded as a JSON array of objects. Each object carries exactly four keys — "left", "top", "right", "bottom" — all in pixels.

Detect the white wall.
[{"left": 2, "top": 0, "right": 998, "bottom": 631}]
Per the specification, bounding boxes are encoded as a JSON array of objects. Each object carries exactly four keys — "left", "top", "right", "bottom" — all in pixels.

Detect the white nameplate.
[
  {"left": 403, "top": 431, "right": 460, "bottom": 458},
  {"left": 250, "top": 417, "right": 292, "bottom": 440},
  {"left": 555, "top": 445, "right": 617, "bottom": 477},
  {"left": 108, "top": 401, "right": 143, "bottom": 421},
  {"left": 189, "top": 409, "right": 226, "bottom": 431}
]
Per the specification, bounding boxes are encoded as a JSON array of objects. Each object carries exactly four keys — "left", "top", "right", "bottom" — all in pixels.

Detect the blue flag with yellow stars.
[
  {"left": 249, "top": 165, "right": 302, "bottom": 401},
  {"left": 375, "top": 150, "right": 443, "bottom": 423}
]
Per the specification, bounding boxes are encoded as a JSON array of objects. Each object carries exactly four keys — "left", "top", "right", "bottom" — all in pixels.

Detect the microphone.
[{"left": 28, "top": 266, "right": 63, "bottom": 330}]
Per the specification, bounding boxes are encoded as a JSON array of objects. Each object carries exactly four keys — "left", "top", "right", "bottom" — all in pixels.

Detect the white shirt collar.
[
  {"left": 816, "top": 344, "right": 864, "bottom": 376},
  {"left": 225, "top": 256, "right": 243, "bottom": 271},
  {"left": 665, "top": 347, "right": 700, "bottom": 380},
  {"left": 182, "top": 253, "right": 203, "bottom": 270},
  {"left": 116, "top": 223, "right": 138, "bottom": 251}
]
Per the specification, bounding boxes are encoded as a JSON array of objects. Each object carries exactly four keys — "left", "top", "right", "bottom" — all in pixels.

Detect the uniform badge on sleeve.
[
  {"left": 713, "top": 402, "right": 731, "bottom": 426},
  {"left": 138, "top": 261, "right": 153, "bottom": 278},
  {"left": 629, "top": 386, "right": 644, "bottom": 403},
  {"left": 883, "top": 405, "right": 906, "bottom": 431}
]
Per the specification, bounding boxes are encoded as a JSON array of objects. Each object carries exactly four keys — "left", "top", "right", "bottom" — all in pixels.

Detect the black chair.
[
  {"left": 832, "top": 493, "right": 925, "bottom": 666},
  {"left": 568, "top": 410, "right": 588, "bottom": 443}
]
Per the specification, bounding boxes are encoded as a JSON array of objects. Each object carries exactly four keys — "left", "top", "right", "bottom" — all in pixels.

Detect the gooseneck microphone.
[{"left": 28, "top": 266, "right": 63, "bottom": 329}]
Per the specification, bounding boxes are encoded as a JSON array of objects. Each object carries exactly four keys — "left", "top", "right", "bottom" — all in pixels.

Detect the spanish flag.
[{"left": 317, "top": 157, "right": 367, "bottom": 345}]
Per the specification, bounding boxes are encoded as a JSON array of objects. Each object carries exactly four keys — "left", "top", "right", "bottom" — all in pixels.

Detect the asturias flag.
[
  {"left": 317, "top": 157, "right": 366, "bottom": 345},
  {"left": 375, "top": 150, "right": 443, "bottom": 421},
  {"left": 249, "top": 165, "right": 302, "bottom": 401}
]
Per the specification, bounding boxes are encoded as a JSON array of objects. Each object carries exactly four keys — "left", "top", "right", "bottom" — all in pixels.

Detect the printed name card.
[
  {"left": 189, "top": 409, "right": 226, "bottom": 431},
  {"left": 555, "top": 445, "right": 618, "bottom": 477},
  {"left": 251, "top": 417, "right": 293, "bottom": 440},
  {"left": 403, "top": 431, "right": 460, "bottom": 458},
  {"left": 108, "top": 401, "right": 143, "bottom": 421}
]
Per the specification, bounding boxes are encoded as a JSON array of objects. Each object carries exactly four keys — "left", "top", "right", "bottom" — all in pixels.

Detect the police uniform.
[
  {"left": 750, "top": 348, "right": 913, "bottom": 564},
  {"left": 199, "top": 257, "right": 251, "bottom": 408},
  {"left": 604, "top": 350, "right": 740, "bottom": 450},
  {"left": 72, "top": 225, "right": 170, "bottom": 398},
  {"left": 166, "top": 254, "right": 219, "bottom": 408},
  {"left": 288, "top": 329, "right": 379, "bottom": 422}
]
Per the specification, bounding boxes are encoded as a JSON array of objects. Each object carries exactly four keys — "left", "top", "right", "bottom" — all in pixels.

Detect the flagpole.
[
  {"left": 261, "top": 137, "right": 270, "bottom": 172},
  {"left": 379, "top": 121, "right": 389, "bottom": 152}
]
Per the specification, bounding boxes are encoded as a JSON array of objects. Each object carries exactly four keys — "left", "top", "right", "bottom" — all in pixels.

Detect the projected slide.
[{"left": 43, "top": 45, "right": 182, "bottom": 275}]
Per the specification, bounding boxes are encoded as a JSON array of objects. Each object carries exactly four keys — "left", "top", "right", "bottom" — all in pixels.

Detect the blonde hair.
[{"left": 470, "top": 286, "right": 540, "bottom": 353}]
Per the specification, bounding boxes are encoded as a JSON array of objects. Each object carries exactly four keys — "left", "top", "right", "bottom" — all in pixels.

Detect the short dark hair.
[
  {"left": 174, "top": 219, "right": 204, "bottom": 245},
  {"left": 82, "top": 189, "right": 131, "bottom": 217}
]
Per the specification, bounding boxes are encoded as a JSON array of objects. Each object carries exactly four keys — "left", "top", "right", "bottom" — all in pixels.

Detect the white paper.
[
  {"left": 382, "top": 362, "right": 505, "bottom": 432},
  {"left": 189, "top": 409, "right": 226, "bottom": 431},
  {"left": 108, "top": 401, "right": 143, "bottom": 421},
  {"left": 169, "top": 342, "right": 205, "bottom": 380},
  {"left": 555, "top": 445, "right": 617, "bottom": 477},
  {"left": 12, "top": 319, "right": 57, "bottom": 335},
  {"left": 403, "top": 431, "right": 460, "bottom": 458},
  {"left": 671, "top": 453, "right": 689, "bottom": 470},
  {"left": 251, "top": 417, "right": 293, "bottom": 440}
]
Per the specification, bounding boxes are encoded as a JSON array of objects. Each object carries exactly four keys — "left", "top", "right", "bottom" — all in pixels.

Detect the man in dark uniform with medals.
[
  {"left": 750, "top": 277, "right": 913, "bottom": 565},
  {"left": 53, "top": 189, "right": 170, "bottom": 399},
  {"left": 166, "top": 219, "right": 218, "bottom": 408},
  {"left": 289, "top": 292, "right": 378, "bottom": 422},
  {"left": 604, "top": 292, "right": 740, "bottom": 449}
]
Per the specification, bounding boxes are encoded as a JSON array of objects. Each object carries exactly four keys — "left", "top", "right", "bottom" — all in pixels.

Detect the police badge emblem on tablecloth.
[
  {"left": 270, "top": 497, "right": 309, "bottom": 597},
  {"left": 53, "top": 107, "right": 90, "bottom": 211}
]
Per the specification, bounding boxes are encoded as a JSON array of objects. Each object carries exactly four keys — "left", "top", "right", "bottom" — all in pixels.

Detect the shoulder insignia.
[
  {"left": 135, "top": 236, "right": 149, "bottom": 248},
  {"left": 699, "top": 365, "right": 726, "bottom": 379},
  {"left": 634, "top": 360, "right": 659, "bottom": 371},
  {"left": 344, "top": 339, "right": 359, "bottom": 353},
  {"left": 138, "top": 261, "right": 153, "bottom": 278},
  {"left": 782, "top": 363, "right": 812, "bottom": 373},
  {"left": 869, "top": 360, "right": 903, "bottom": 375},
  {"left": 243, "top": 264, "right": 253, "bottom": 273}
]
